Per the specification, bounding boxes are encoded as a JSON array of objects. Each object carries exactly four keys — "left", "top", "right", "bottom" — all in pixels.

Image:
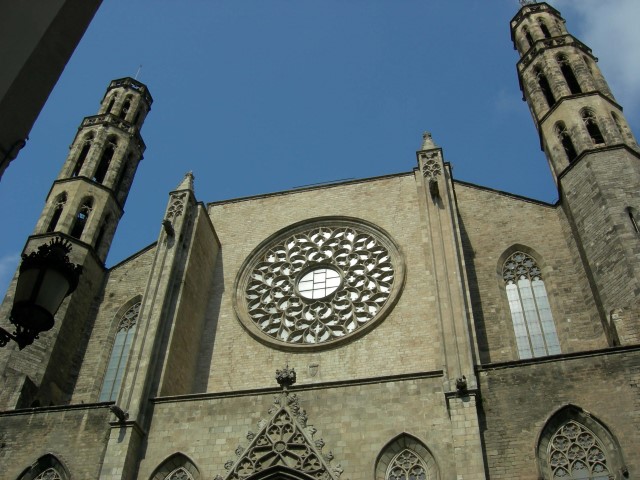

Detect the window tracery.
[
  {"left": 387, "top": 449, "right": 428, "bottom": 480},
  {"left": 99, "top": 301, "right": 141, "bottom": 402},
  {"left": 166, "top": 467, "right": 195, "bottom": 480},
  {"left": 502, "top": 251, "right": 560, "bottom": 359},
  {"left": 70, "top": 198, "right": 93, "bottom": 239},
  {"left": 548, "top": 421, "right": 611, "bottom": 480},
  {"left": 34, "top": 469, "right": 62, "bottom": 480},
  {"left": 555, "top": 122, "right": 577, "bottom": 163},
  {"left": 234, "top": 218, "right": 404, "bottom": 349},
  {"left": 581, "top": 110, "right": 605, "bottom": 145}
]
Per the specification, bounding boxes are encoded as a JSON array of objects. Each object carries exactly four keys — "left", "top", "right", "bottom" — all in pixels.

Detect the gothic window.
[
  {"left": 150, "top": 453, "right": 200, "bottom": 480},
  {"left": 106, "top": 95, "right": 116, "bottom": 114},
  {"left": 46, "top": 193, "right": 67, "bottom": 233},
  {"left": 535, "top": 67, "right": 556, "bottom": 108},
  {"left": 165, "top": 467, "right": 194, "bottom": 480},
  {"left": 72, "top": 134, "right": 93, "bottom": 177},
  {"left": 548, "top": 421, "right": 611, "bottom": 480},
  {"left": 94, "top": 138, "right": 117, "bottom": 184},
  {"left": 120, "top": 96, "right": 131, "bottom": 119},
  {"left": 556, "top": 122, "right": 577, "bottom": 163},
  {"left": 538, "top": 406, "right": 624, "bottom": 480},
  {"left": 95, "top": 214, "right": 111, "bottom": 251},
  {"left": 502, "top": 251, "right": 561, "bottom": 359},
  {"left": 581, "top": 109, "right": 605, "bottom": 145},
  {"left": 70, "top": 198, "right": 93, "bottom": 239},
  {"left": 522, "top": 26, "right": 534, "bottom": 49},
  {"left": 17, "top": 454, "right": 69, "bottom": 480},
  {"left": 387, "top": 450, "right": 428, "bottom": 480},
  {"left": 99, "top": 301, "right": 141, "bottom": 402},
  {"left": 539, "top": 18, "right": 551, "bottom": 39},
  {"left": 557, "top": 55, "right": 582, "bottom": 94},
  {"left": 375, "top": 434, "right": 438, "bottom": 480},
  {"left": 114, "top": 154, "right": 132, "bottom": 195}
]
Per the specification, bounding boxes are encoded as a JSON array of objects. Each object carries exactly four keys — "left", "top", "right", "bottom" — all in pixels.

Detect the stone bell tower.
[
  {"left": 511, "top": 2, "right": 640, "bottom": 344},
  {"left": 0, "top": 78, "right": 152, "bottom": 409}
]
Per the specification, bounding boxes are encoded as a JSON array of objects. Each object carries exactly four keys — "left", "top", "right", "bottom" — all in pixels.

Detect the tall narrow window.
[
  {"left": 120, "top": 97, "right": 131, "bottom": 119},
  {"left": 547, "top": 421, "right": 611, "bottom": 480},
  {"left": 535, "top": 67, "right": 556, "bottom": 108},
  {"left": 538, "top": 19, "right": 551, "bottom": 38},
  {"left": 522, "top": 26, "right": 533, "bottom": 49},
  {"left": 106, "top": 95, "right": 116, "bottom": 114},
  {"left": 95, "top": 214, "right": 111, "bottom": 251},
  {"left": 557, "top": 55, "right": 582, "bottom": 94},
  {"left": 556, "top": 122, "right": 577, "bottom": 163},
  {"left": 581, "top": 110, "right": 605, "bottom": 145},
  {"left": 72, "top": 136, "right": 93, "bottom": 177},
  {"left": 94, "top": 140, "right": 116, "bottom": 184},
  {"left": 47, "top": 193, "right": 67, "bottom": 233},
  {"left": 99, "top": 302, "right": 141, "bottom": 402},
  {"left": 503, "top": 251, "right": 560, "bottom": 359},
  {"left": 70, "top": 199, "right": 93, "bottom": 239}
]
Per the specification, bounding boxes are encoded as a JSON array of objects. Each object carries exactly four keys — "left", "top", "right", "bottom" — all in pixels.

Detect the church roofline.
[{"left": 453, "top": 178, "right": 558, "bottom": 207}]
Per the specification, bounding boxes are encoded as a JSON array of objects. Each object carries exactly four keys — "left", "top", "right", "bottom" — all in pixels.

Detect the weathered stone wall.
[
  {"left": 455, "top": 182, "right": 606, "bottom": 364},
  {"left": 0, "top": 405, "right": 111, "bottom": 479},
  {"left": 479, "top": 349, "right": 640, "bottom": 480},
  {"left": 72, "top": 245, "right": 157, "bottom": 404},
  {"left": 199, "top": 174, "right": 444, "bottom": 393},
  {"left": 138, "top": 376, "right": 461, "bottom": 480}
]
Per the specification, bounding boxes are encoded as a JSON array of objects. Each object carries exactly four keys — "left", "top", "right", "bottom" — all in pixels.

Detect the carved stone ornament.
[
  {"left": 421, "top": 156, "right": 442, "bottom": 179},
  {"left": 218, "top": 392, "right": 343, "bottom": 480},
  {"left": 233, "top": 217, "right": 405, "bottom": 350},
  {"left": 166, "top": 192, "right": 187, "bottom": 220}
]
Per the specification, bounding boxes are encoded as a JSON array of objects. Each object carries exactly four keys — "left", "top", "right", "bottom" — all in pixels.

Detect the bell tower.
[
  {"left": 0, "top": 78, "right": 152, "bottom": 409},
  {"left": 34, "top": 77, "right": 152, "bottom": 262},
  {"left": 511, "top": 2, "right": 640, "bottom": 344}
]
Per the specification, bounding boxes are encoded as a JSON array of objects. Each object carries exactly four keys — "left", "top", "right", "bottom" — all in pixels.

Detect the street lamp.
[{"left": 0, "top": 237, "right": 82, "bottom": 350}]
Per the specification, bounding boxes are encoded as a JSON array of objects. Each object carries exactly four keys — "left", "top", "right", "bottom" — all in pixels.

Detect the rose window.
[{"left": 234, "top": 218, "right": 405, "bottom": 350}]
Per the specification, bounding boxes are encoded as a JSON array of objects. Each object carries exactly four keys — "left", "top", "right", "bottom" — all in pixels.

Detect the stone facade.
[{"left": 0, "top": 3, "right": 638, "bottom": 480}]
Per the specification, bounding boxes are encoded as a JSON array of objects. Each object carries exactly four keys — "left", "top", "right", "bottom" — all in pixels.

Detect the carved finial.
[
  {"left": 421, "top": 132, "right": 437, "bottom": 150},
  {"left": 176, "top": 171, "right": 195, "bottom": 191},
  {"left": 275, "top": 365, "right": 297, "bottom": 390}
]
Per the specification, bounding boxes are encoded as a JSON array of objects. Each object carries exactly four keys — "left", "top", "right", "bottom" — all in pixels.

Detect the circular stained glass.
[{"left": 233, "top": 217, "right": 405, "bottom": 350}]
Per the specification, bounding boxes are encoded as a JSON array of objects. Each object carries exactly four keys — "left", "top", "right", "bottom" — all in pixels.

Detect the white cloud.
[{"left": 552, "top": 0, "right": 640, "bottom": 113}]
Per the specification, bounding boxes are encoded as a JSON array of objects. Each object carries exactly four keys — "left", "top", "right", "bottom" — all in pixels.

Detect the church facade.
[{"left": 0, "top": 3, "right": 638, "bottom": 480}]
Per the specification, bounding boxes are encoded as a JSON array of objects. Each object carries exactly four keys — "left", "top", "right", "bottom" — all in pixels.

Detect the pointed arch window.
[
  {"left": 548, "top": 421, "right": 611, "bottom": 480},
  {"left": 556, "top": 122, "right": 577, "bottom": 163},
  {"left": 120, "top": 96, "right": 131, "bottom": 119},
  {"left": 47, "top": 193, "right": 67, "bottom": 233},
  {"left": 535, "top": 67, "right": 556, "bottom": 108},
  {"left": 557, "top": 55, "right": 582, "bottom": 94},
  {"left": 522, "top": 26, "right": 534, "bottom": 50},
  {"left": 17, "top": 454, "right": 70, "bottom": 480},
  {"left": 70, "top": 198, "right": 93, "bottom": 239},
  {"left": 581, "top": 110, "right": 605, "bottom": 145},
  {"left": 387, "top": 449, "right": 428, "bottom": 480},
  {"left": 99, "top": 301, "right": 141, "bottom": 402},
  {"left": 94, "top": 139, "right": 117, "bottom": 184},
  {"left": 106, "top": 95, "right": 116, "bottom": 114},
  {"left": 502, "top": 251, "right": 560, "bottom": 359},
  {"left": 72, "top": 135, "right": 93, "bottom": 177},
  {"left": 539, "top": 18, "right": 551, "bottom": 39},
  {"left": 165, "top": 467, "right": 195, "bottom": 480}
]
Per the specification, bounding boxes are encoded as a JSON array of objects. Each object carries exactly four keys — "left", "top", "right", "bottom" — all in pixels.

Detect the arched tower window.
[
  {"left": 555, "top": 122, "right": 577, "bottom": 163},
  {"left": 70, "top": 198, "right": 93, "bottom": 239},
  {"left": 99, "top": 301, "right": 141, "bottom": 402},
  {"left": 95, "top": 214, "right": 111, "bottom": 251},
  {"left": 94, "top": 138, "right": 117, "bottom": 184},
  {"left": 581, "top": 109, "right": 605, "bottom": 145},
  {"left": 72, "top": 134, "right": 93, "bottom": 177},
  {"left": 535, "top": 67, "right": 556, "bottom": 108},
  {"left": 538, "top": 406, "right": 625, "bottom": 480},
  {"left": 375, "top": 434, "right": 438, "bottom": 480},
  {"left": 539, "top": 18, "right": 551, "bottom": 39},
  {"left": 557, "top": 55, "right": 582, "bottom": 94},
  {"left": 502, "top": 251, "right": 560, "bottom": 359},
  {"left": 47, "top": 192, "right": 67, "bottom": 233},
  {"left": 106, "top": 95, "right": 116, "bottom": 114},
  {"left": 120, "top": 96, "right": 132, "bottom": 119},
  {"left": 522, "top": 26, "right": 534, "bottom": 50},
  {"left": 17, "top": 454, "right": 70, "bottom": 480}
]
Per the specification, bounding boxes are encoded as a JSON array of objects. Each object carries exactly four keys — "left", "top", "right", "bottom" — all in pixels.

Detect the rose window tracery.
[
  {"left": 234, "top": 218, "right": 404, "bottom": 350},
  {"left": 548, "top": 421, "right": 610, "bottom": 480}
]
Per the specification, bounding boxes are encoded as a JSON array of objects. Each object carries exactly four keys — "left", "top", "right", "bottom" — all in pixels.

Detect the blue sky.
[{"left": 0, "top": 0, "right": 639, "bottom": 294}]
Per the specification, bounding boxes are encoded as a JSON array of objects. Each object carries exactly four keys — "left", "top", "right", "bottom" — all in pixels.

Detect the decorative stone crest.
[
  {"left": 166, "top": 192, "right": 187, "bottom": 220},
  {"left": 421, "top": 156, "right": 442, "bottom": 179},
  {"left": 276, "top": 365, "right": 297, "bottom": 389},
  {"left": 218, "top": 375, "right": 343, "bottom": 480},
  {"left": 234, "top": 218, "right": 405, "bottom": 350}
]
